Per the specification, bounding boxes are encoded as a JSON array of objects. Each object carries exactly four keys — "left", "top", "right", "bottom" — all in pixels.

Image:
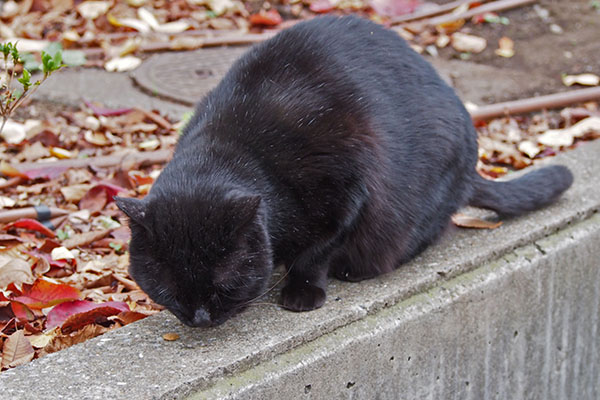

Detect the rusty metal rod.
[{"left": 469, "top": 87, "right": 600, "bottom": 121}]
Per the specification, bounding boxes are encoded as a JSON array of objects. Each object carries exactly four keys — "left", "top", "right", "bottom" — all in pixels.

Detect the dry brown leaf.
[
  {"left": 1, "top": 330, "right": 35, "bottom": 369},
  {"left": 0, "top": 255, "right": 34, "bottom": 288},
  {"left": 162, "top": 332, "right": 180, "bottom": 341},
  {"left": 62, "top": 229, "right": 112, "bottom": 249},
  {"left": 61, "top": 184, "right": 93, "bottom": 202},
  {"left": 451, "top": 213, "right": 502, "bottom": 229},
  {"left": 495, "top": 36, "right": 514, "bottom": 58},
  {"left": 562, "top": 73, "right": 600, "bottom": 87},
  {"left": 451, "top": 32, "right": 487, "bottom": 53},
  {"left": 42, "top": 323, "right": 110, "bottom": 355}
]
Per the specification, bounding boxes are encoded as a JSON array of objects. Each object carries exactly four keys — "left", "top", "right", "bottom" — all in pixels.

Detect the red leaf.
[
  {"left": 22, "top": 166, "right": 68, "bottom": 180},
  {"left": 46, "top": 300, "right": 130, "bottom": 331},
  {"left": 79, "top": 183, "right": 126, "bottom": 212},
  {"left": 249, "top": 9, "right": 283, "bottom": 26},
  {"left": 3, "top": 218, "right": 56, "bottom": 238},
  {"left": 84, "top": 101, "right": 133, "bottom": 117},
  {"left": 26, "top": 248, "right": 70, "bottom": 270},
  {"left": 0, "top": 303, "right": 16, "bottom": 322},
  {"left": 309, "top": 0, "right": 334, "bottom": 13},
  {"left": 370, "top": 0, "right": 421, "bottom": 17},
  {"left": 11, "top": 278, "right": 81, "bottom": 310},
  {"left": 10, "top": 302, "right": 35, "bottom": 322}
]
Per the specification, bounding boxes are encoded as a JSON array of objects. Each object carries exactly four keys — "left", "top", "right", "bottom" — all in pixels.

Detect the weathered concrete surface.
[
  {"left": 195, "top": 214, "right": 600, "bottom": 400},
  {"left": 1, "top": 137, "right": 598, "bottom": 399}
]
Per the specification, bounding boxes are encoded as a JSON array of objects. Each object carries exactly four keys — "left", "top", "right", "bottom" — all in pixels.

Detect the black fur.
[{"left": 115, "top": 16, "right": 573, "bottom": 327}]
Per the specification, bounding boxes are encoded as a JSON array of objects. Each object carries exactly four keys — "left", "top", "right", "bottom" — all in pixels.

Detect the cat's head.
[{"left": 115, "top": 191, "right": 272, "bottom": 327}]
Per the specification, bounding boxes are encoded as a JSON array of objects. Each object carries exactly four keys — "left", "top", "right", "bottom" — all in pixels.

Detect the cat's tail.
[{"left": 468, "top": 165, "right": 574, "bottom": 217}]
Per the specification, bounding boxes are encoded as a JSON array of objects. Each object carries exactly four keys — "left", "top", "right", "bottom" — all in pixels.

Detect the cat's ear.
[
  {"left": 114, "top": 196, "right": 148, "bottom": 226},
  {"left": 227, "top": 192, "right": 261, "bottom": 230}
]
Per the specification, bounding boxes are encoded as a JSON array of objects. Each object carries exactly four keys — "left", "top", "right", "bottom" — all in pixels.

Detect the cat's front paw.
[{"left": 281, "top": 281, "right": 326, "bottom": 312}]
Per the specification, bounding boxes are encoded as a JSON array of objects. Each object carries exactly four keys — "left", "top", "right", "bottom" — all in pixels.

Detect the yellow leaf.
[{"left": 451, "top": 213, "right": 502, "bottom": 229}]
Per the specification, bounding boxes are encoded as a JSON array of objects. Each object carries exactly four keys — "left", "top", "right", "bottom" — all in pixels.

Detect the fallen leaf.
[
  {"left": 49, "top": 147, "right": 73, "bottom": 159},
  {"left": 309, "top": 0, "right": 334, "bottom": 13},
  {"left": 84, "top": 101, "right": 133, "bottom": 117},
  {"left": 0, "top": 256, "right": 33, "bottom": 288},
  {"left": 62, "top": 229, "right": 112, "bottom": 249},
  {"left": 46, "top": 299, "right": 129, "bottom": 330},
  {"left": 50, "top": 246, "right": 75, "bottom": 261},
  {"left": 451, "top": 213, "right": 502, "bottom": 229},
  {"left": 61, "top": 184, "right": 93, "bottom": 202},
  {"left": 0, "top": 161, "right": 28, "bottom": 179},
  {"left": 3, "top": 218, "right": 56, "bottom": 238},
  {"left": 436, "top": 19, "right": 465, "bottom": 35},
  {"left": 495, "top": 36, "right": 514, "bottom": 58},
  {"left": 0, "top": 120, "right": 26, "bottom": 144},
  {"left": 162, "top": 332, "right": 180, "bottom": 341},
  {"left": 28, "top": 327, "right": 59, "bottom": 348},
  {"left": 104, "top": 56, "right": 142, "bottom": 72},
  {"left": 77, "top": 1, "right": 110, "bottom": 19},
  {"left": 21, "top": 166, "right": 68, "bottom": 180},
  {"left": 114, "top": 310, "right": 148, "bottom": 325},
  {"left": 12, "top": 278, "right": 81, "bottom": 309},
  {"left": 206, "top": 0, "right": 235, "bottom": 15},
  {"left": 42, "top": 323, "right": 110, "bottom": 354},
  {"left": 451, "top": 32, "right": 487, "bottom": 53},
  {"left": 370, "top": 0, "right": 421, "bottom": 17},
  {"left": 137, "top": 7, "right": 160, "bottom": 29},
  {"left": 79, "top": 183, "right": 126, "bottom": 213},
  {"left": 10, "top": 301, "right": 35, "bottom": 322},
  {"left": 562, "top": 73, "right": 599, "bottom": 87},
  {"left": 0, "top": 196, "right": 16, "bottom": 208},
  {"left": 249, "top": 9, "right": 283, "bottom": 26},
  {"left": 1, "top": 330, "right": 34, "bottom": 369},
  {"left": 518, "top": 140, "right": 541, "bottom": 158}
]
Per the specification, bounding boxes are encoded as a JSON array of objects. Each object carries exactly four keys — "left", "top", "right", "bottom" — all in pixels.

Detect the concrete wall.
[{"left": 195, "top": 215, "right": 600, "bottom": 400}]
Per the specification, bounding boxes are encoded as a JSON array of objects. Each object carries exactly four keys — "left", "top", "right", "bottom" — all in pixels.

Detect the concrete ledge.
[{"left": 1, "top": 140, "right": 599, "bottom": 399}]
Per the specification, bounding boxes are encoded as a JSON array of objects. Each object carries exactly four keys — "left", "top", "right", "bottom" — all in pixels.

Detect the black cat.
[{"left": 115, "top": 16, "right": 573, "bottom": 327}]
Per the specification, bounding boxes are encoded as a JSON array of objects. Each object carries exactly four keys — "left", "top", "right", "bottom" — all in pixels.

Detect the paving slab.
[
  {"left": 33, "top": 44, "right": 561, "bottom": 120},
  {"left": 1, "top": 136, "right": 598, "bottom": 399}
]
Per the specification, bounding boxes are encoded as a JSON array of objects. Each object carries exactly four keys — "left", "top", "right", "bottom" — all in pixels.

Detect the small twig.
[
  {"left": 424, "top": 0, "right": 537, "bottom": 26},
  {"left": 112, "top": 273, "right": 140, "bottom": 291},
  {"left": 392, "top": 0, "right": 493, "bottom": 24},
  {"left": 14, "top": 149, "right": 173, "bottom": 171},
  {"left": 139, "top": 32, "right": 278, "bottom": 53},
  {"left": 133, "top": 107, "right": 172, "bottom": 130},
  {"left": 469, "top": 87, "right": 600, "bottom": 121}
]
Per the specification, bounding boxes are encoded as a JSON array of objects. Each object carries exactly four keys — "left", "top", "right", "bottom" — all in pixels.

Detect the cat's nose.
[{"left": 191, "top": 307, "right": 212, "bottom": 327}]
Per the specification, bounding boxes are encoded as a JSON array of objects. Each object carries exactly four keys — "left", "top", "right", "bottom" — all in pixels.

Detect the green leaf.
[
  {"left": 17, "top": 69, "right": 32, "bottom": 90},
  {"left": 52, "top": 50, "right": 62, "bottom": 69},
  {"left": 56, "top": 229, "right": 70, "bottom": 241},
  {"left": 62, "top": 50, "right": 86, "bottom": 67},
  {"left": 108, "top": 242, "right": 123, "bottom": 252},
  {"left": 41, "top": 52, "right": 53, "bottom": 74}
]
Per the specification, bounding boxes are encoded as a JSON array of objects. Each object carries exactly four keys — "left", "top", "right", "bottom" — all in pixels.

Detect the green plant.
[{"left": 0, "top": 42, "right": 63, "bottom": 136}]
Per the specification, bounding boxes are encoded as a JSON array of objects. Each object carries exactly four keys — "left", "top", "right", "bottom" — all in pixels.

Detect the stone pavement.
[{"left": 3, "top": 46, "right": 597, "bottom": 399}]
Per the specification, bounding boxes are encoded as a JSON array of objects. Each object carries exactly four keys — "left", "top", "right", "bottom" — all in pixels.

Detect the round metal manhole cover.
[{"left": 131, "top": 46, "right": 249, "bottom": 106}]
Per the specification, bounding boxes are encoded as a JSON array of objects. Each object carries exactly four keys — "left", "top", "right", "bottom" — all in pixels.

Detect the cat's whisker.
[
  {"left": 237, "top": 263, "right": 295, "bottom": 308},
  {"left": 244, "top": 302, "right": 281, "bottom": 307}
]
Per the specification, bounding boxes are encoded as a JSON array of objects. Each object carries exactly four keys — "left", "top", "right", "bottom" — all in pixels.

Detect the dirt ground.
[{"left": 434, "top": 0, "right": 600, "bottom": 103}]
